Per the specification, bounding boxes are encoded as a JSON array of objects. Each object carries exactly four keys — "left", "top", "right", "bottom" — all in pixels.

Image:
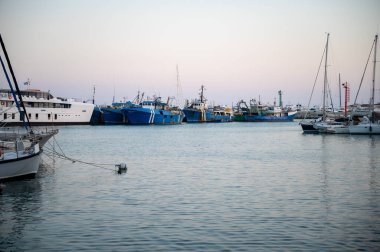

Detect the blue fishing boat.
[
  {"left": 183, "top": 85, "right": 232, "bottom": 123},
  {"left": 234, "top": 92, "right": 297, "bottom": 122},
  {"left": 90, "top": 106, "right": 104, "bottom": 125},
  {"left": 101, "top": 102, "right": 133, "bottom": 125},
  {"left": 121, "top": 97, "right": 184, "bottom": 125}
]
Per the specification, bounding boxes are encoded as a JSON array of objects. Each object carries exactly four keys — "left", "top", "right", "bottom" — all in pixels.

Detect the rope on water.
[{"left": 42, "top": 137, "right": 127, "bottom": 173}]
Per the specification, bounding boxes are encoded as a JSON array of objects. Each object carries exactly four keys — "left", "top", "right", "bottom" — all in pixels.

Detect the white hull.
[
  {"left": 0, "top": 145, "right": 41, "bottom": 180},
  {"left": 0, "top": 89, "right": 94, "bottom": 125},
  {"left": 326, "top": 126, "right": 350, "bottom": 134},
  {"left": 349, "top": 123, "right": 380, "bottom": 134}
]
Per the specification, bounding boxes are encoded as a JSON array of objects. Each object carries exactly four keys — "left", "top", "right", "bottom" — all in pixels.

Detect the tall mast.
[
  {"left": 338, "top": 73, "right": 341, "bottom": 108},
  {"left": 323, "top": 33, "right": 329, "bottom": 121},
  {"left": 371, "top": 34, "right": 378, "bottom": 115}
]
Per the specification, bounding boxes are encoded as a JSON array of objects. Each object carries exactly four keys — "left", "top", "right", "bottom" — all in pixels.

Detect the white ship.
[{"left": 0, "top": 88, "right": 95, "bottom": 126}]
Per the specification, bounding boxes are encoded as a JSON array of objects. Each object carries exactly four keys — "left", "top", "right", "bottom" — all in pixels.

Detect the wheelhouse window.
[
  {"left": 48, "top": 114, "right": 51, "bottom": 120},
  {"left": 35, "top": 113, "right": 39, "bottom": 120},
  {"left": 3, "top": 113, "right": 7, "bottom": 120},
  {"left": 12, "top": 113, "right": 15, "bottom": 119}
]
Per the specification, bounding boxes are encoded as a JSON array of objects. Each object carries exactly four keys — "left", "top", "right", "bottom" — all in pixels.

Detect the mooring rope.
[{"left": 42, "top": 137, "right": 126, "bottom": 173}]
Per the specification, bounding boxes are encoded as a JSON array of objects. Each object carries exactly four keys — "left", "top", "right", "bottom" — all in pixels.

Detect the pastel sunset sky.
[{"left": 0, "top": 0, "right": 379, "bottom": 107}]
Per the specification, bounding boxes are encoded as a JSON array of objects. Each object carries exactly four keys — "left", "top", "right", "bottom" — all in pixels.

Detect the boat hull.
[
  {"left": 244, "top": 113, "right": 296, "bottom": 122},
  {"left": 122, "top": 108, "right": 184, "bottom": 125},
  {"left": 183, "top": 109, "right": 232, "bottom": 123},
  {"left": 300, "top": 121, "right": 319, "bottom": 133},
  {"left": 102, "top": 108, "right": 126, "bottom": 125},
  {"left": 349, "top": 123, "right": 380, "bottom": 134},
  {"left": 326, "top": 126, "right": 350, "bottom": 134},
  {"left": 0, "top": 150, "right": 41, "bottom": 181}
]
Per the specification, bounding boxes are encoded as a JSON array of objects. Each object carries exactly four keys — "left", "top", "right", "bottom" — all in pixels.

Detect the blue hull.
[
  {"left": 121, "top": 107, "right": 184, "bottom": 125},
  {"left": 102, "top": 108, "right": 126, "bottom": 125},
  {"left": 244, "top": 114, "right": 296, "bottom": 122},
  {"left": 183, "top": 109, "right": 232, "bottom": 123},
  {"left": 90, "top": 107, "right": 104, "bottom": 125}
]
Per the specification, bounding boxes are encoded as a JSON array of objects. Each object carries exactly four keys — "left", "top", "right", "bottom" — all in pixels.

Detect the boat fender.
[{"left": 115, "top": 163, "right": 127, "bottom": 174}]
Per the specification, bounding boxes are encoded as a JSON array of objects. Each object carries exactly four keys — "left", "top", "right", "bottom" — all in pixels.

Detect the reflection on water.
[
  {"left": 0, "top": 174, "right": 43, "bottom": 249},
  {"left": 1, "top": 123, "right": 379, "bottom": 251}
]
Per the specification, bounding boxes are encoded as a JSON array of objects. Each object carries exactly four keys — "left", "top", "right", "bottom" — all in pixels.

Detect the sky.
[{"left": 0, "top": 0, "right": 379, "bottom": 107}]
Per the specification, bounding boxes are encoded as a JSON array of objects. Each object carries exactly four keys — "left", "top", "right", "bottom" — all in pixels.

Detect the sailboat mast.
[
  {"left": 371, "top": 35, "right": 378, "bottom": 114},
  {"left": 338, "top": 73, "right": 341, "bottom": 109},
  {"left": 323, "top": 33, "right": 329, "bottom": 121}
]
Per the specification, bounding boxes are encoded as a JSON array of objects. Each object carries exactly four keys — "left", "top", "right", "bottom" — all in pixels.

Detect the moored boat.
[
  {"left": 183, "top": 85, "right": 232, "bottom": 123},
  {"left": 0, "top": 88, "right": 95, "bottom": 126},
  {"left": 0, "top": 140, "right": 41, "bottom": 181},
  {"left": 348, "top": 35, "right": 380, "bottom": 135},
  {"left": 121, "top": 97, "right": 184, "bottom": 125},
  {"left": 234, "top": 92, "right": 297, "bottom": 122}
]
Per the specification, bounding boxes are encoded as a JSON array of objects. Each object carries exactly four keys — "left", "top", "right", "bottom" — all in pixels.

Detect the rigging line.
[
  {"left": 0, "top": 34, "right": 33, "bottom": 132},
  {"left": 302, "top": 45, "right": 326, "bottom": 121},
  {"left": 42, "top": 150, "right": 115, "bottom": 171},
  {"left": 42, "top": 145, "right": 118, "bottom": 167},
  {"left": 354, "top": 37, "right": 376, "bottom": 105}
]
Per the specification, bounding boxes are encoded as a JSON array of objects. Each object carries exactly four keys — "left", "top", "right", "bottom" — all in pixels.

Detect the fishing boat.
[
  {"left": 121, "top": 97, "right": 184, "bottom": 125},
  {"left": 183, "top": 85, "right": 232, "bottom": 123},
  {"left": 234, "top": 91, "right": 297, "bottom": 122},
  {"left": 348, "top": 35, "right": 380, "bottom": 134},
  {"left": 101, "top": 102, "right": 134, "bottom": 125}
]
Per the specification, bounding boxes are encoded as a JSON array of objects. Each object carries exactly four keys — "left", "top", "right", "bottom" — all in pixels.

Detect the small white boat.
[{"left": 0, "top": 140, "right": 41, "bottom": 181}]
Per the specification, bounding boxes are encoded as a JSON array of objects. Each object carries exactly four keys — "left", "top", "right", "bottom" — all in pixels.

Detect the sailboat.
[
  {"left": 0, "top": 34, "right": 52, "bottom": 180},
  {"left": 300, "top": 33, "right": 331, "bottom": 133},
  {"left": 301, "top": 34, "right": 349, "bottom": 133},
  {"left": 349, "top": 35, "right": 380, "bottom": 134}
]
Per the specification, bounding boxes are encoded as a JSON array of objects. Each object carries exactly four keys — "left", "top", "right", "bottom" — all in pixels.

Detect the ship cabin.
[{"left": 0, "top": 89, "right": 72, "bottom": 109}]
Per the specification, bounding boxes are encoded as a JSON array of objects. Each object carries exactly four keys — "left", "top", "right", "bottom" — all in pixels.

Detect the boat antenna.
[
  {"left": 92, "top": 85, "right": 96, "bottom": 104},
  {"left": 0, "top": 34, "right": 33, "bottom": 133},
  {"left": 112, "top": 85, "right": 115, "bottom": 103},
  {"left": 199, "top": 85, "right": 206, "bottom": 103},
  {"left": 176, "top": 64, "right": 184, "bottom": 108}
]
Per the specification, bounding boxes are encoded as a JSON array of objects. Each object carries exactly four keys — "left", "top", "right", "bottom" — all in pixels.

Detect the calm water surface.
[{"left": 1, "top": 122, "right": 379, "bottom": 251}]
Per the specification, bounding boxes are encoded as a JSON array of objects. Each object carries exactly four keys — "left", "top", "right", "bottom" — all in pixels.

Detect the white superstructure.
[{"left": 0, "top": 89, "right": 94, "bottom": 125}]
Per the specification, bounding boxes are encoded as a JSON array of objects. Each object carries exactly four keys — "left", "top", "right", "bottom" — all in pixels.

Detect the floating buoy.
[{"left": 115, "top": 163, "right": 127, "bottom": 174}]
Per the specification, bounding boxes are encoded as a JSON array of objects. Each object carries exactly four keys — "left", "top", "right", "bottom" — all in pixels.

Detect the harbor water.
[{"left": 1, "top": 122, "right": 379, "bottom": 251}]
